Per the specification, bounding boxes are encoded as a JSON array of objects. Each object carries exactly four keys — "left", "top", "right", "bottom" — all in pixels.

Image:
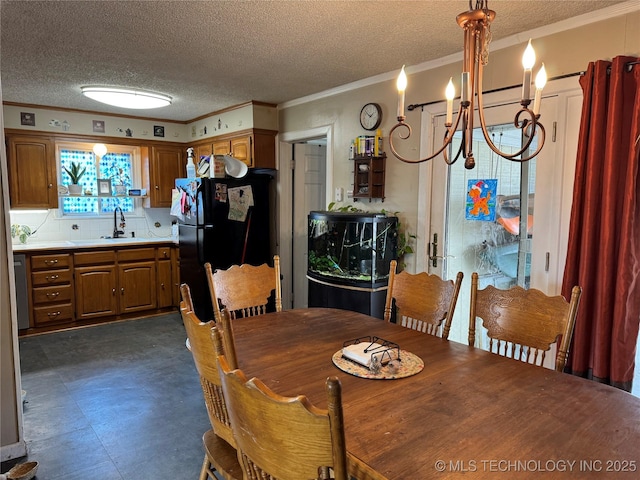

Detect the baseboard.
[{"left": 0, "top": 441, "right": 27, "bottom": 462}]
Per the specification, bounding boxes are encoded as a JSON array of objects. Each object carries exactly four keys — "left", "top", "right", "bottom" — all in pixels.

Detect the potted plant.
[{"left": 63, "top": 162, "right": 86, "bottom": 195}]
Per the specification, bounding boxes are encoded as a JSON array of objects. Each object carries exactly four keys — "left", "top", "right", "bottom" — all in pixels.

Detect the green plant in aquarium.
[
  {"left": 326, "top": 202, "right": 416, "bottom": 266},
  {"left": 308, "top": 251, "right": 342, "bottom": 273}
]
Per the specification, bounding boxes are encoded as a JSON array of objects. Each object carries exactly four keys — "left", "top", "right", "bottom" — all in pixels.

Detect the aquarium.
[{"left": 307, "top": 211, "right": 398, "bottom": 287}]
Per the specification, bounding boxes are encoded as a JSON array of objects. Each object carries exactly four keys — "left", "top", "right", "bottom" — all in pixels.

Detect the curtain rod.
[
  {"left": 408, "top": 60, "right": 639, "bottom": 111},
  {"left": 407, "top": 71, "right": 584, "bottom": 112}
]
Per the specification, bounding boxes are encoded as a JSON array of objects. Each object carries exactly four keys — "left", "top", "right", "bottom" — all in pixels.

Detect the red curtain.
[{"left": 562, "top": 56, "right": 640, "bottom": 391}]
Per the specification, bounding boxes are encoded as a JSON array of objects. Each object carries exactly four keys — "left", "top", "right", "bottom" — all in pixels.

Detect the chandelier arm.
[
  {"left": 512, "top": 122, "right": 546, "bottom": 162},
  {"left": 475, "top": 62, "right": 546, "bottom": 161},
  {"left": 443, "top": 108, "right": 468, "bottom": 165},
  {"left": 389, "top": 106, "right": 464, "bottom": 164},
  {"left": 444, "top": 128, "right": 466, "bottom": 165}
]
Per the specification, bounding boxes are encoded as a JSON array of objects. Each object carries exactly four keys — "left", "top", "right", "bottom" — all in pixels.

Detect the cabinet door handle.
[
  {"left": 112, "top": 288, "right": 116, "bottom": 295},
  {"left": 46, "top": 292, "right": 60, "bottom": 298},
  {"left": 44, "top": 259, "right": 59, "bottom": 265},
  {"left": 48, "top": 183, "right": 53, "bottom": 188},
  {"left": 121, "top": 288, "right": 125, "bottom": 295},
  {"left": 47, "top": 311, "right": 61, "bottom": 317},
  {"left": 45, "top": 274, "right": 59, "bottom": 281},
  {"left": 161, "top": 283, "right": 165, "bottom": 289},
  {"left": 155, "top": 185, "right": 159, "bottom": 190}
]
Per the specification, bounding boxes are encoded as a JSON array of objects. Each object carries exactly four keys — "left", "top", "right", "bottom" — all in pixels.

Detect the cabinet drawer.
[
  {"left": 74, "top": 250, "right": 116, "bottom": 266},
  {"left": 31, "top": 253, "right": 71, "bottom": 270},
  {"left": 33, "top": 284, "right": 73, "bottom": 304},
  {"left": 157, "top": 247, "right": 172, "bottom": 260},
  {"left": 33, "top": 303, "right": 74, "bottom": 326},
  {"left": 118, "top": 248, "right": 155, "bottom": 262},
  {"left": 32, "top": 269, "right": 72, "bottom": 286}
]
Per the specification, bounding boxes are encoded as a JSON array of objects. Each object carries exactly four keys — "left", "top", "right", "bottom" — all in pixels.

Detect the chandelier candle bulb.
[
  {"left": 521, "top": 39, "right": 536, "bottom": 102},
  {"left": 533, "top": 63, "right": 547, "bottom": 115},
  {"left": 396, "top": 65, "right": 407, "bottom": 119},
  {"left": 445, "top": 78, "right": 455, "bottom": 125}
]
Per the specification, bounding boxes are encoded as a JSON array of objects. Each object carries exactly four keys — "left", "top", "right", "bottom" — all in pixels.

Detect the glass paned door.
[{"left": 429, "top": 98, "right": 557, "bottom": 347}]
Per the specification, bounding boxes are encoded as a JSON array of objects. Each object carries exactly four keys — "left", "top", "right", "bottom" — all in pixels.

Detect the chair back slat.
[
  {"left": 384, "top": 260, "right": 463, "bottom": 340},
  {"left": 206, "top": 255, "right": 282, "bottom": 323},
  {"left": 217, "top": 355, "right": 348, "bottom": 480},
  {"left": 468, "top": 272, "right": 582, "bottom": 372}
]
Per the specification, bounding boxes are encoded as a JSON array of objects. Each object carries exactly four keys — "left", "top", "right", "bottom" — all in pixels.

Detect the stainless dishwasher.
[{"left": 13, "top": 254, "right": 30, "bottom": 329}]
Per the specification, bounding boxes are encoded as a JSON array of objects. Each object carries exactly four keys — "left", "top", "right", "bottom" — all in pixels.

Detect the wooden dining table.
[{"left": 229, "top": 308, "right": 640, "bottom": 479}]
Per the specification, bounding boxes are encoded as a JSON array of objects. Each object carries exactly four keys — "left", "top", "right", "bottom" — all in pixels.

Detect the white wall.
[{"left": 277, "top": 9, "right": 639, "bottom": 280}]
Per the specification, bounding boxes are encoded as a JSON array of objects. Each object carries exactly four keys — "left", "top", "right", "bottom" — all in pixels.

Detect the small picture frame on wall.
[
  {"left": 20, "top": 112, "right": 36, "bottom": 126},
  {"left": 98, "top": 179, "right": 112, "bottom": 196},
  {"left": 93, "top": 120, "right": 105, "bottom": 133},
  {"left": 153, "top": 125, "right": 165, "bottom": 137}
]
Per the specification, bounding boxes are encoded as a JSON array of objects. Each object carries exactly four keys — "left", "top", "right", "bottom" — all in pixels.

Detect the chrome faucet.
[{"left": 113, "top": 207, "right": 126, "bottom": 238}]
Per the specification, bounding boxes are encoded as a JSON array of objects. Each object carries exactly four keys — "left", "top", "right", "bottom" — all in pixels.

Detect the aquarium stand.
[{"left": 307, "top": 274, "right": 388, "bottom": 319}]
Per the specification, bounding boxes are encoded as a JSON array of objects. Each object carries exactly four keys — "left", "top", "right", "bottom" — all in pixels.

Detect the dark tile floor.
[{"left": 3, "top": 313, "right": 216, "bottom": 480}]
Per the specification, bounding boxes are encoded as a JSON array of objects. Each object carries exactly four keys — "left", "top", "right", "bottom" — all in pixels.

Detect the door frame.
[
  {"left": 417, "top": 75, "right": 582, "bottom": 294},
  {"left": 278, "top": 125, "right": 334, "bottom": 309}
]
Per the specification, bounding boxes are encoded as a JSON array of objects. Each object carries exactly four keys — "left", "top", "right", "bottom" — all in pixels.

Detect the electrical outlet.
[
  {"left": 335, "top": 187, "right": 343, "bottom": 202},
  {"left": 347, "top": 189, "right": 353, "bottom": 198}
]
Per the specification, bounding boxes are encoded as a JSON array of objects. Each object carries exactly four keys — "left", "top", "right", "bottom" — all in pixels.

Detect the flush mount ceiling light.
[{"left": 81, "top": 86, "right": 172, "bottom": 109}]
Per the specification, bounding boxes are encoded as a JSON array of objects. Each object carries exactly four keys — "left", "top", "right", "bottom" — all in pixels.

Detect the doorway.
[
  {"left": 278, "top": 126, "right": 333, "bottom": 310},
  {"left": 292, "top": 141, "right": 327, "bottom": 309},
  {"left": 419, "top": 78, "right": 582, "bottom": 348}
]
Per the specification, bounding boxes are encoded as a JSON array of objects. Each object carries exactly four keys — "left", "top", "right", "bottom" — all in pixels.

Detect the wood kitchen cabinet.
[
  {"left": 19, "top": 244, "right": 179, "bottom": 335},
  {"left": 119, "top": 260, "right": 157, "bottom": 313},
  {"left": 156, "top": 246, "right": 174, "bottom": 308},
  {"left": 74, "top": 250, "right": 118, "bottom": 320},
  {"left": 202, "top": 129, "right": 276, "bottom": 169},
  {"left": 118, "top": 247, "right": 157, "bottom": 313},
  {"left": 30, "top": 252, "right": 73, "bottom": 327},
  {"left": 75, "top": 248, "right": 157, "bottom": 318},
  {"left": 150, "top": 145, "right": 184, "bottom": 207},
  {"left": 6, "top": 134, "right": 58, "bottom": 209},
  {"left": 212, "top": 136, "right": 252, "bottom": 164}
]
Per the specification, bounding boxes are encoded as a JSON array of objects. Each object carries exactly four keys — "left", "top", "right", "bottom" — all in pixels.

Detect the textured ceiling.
[{"left": 0, "top": 0, "right": 630, "bottom": 122}]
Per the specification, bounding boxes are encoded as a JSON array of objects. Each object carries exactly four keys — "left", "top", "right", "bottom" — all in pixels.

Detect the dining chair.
[
  {"left": 180, "top": 284, "right": 241, "bottom": 480},
  {"left": 468, "top": 272, "right": 582, "bottom": 372},
  {"left": 383, "top": 260, "right": 463, "bottom": 340},
  {"left": 205, "top": 255, "right": 282, "bottom": 323},
  {"left": 216, "top": 355, "right": 349, "bottom": 480}
]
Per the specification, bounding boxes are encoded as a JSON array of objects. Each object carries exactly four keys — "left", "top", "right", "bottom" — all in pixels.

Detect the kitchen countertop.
[{"left": 12, "top": 236, "right": 178, "bottom": 252}]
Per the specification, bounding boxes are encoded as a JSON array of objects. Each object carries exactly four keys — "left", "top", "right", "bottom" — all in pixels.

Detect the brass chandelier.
[{"left": 389, "top": 0, "right": 547, "bottom": 170}]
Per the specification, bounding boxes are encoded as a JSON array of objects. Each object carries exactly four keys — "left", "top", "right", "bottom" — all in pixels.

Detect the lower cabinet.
[
  {"left": 157, "top": 246, "right": 173, "bottom": 308},
  {"left": 22, "top": 244, "right": 178, "bottom": 333},
  {"left": 75, "top": 264, "right": 119, "bottom": 319},
  {"left": 30, "top": 252, "right": 74, "bottom": 327},
  {"left": 119, "top": 260, "right": 157, "bottom": 313}
]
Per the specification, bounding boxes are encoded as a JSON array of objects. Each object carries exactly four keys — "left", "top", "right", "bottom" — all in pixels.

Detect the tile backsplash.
[{"left": 9, "top": 207, "right": 175, "bottom": 245}]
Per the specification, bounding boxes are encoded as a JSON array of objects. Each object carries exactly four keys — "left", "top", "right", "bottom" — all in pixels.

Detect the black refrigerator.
[{"left": 175, "top": 172, "right": 274, "bottom": 320}]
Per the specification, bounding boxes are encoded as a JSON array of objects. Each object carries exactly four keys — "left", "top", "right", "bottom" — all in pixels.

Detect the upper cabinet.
[
  {"left": 7, "top": 134, "right": 58, "bottom": 209},
  {"left": 149, "top": 145, "right": 184, "bottom": 208},
  {"left": 198, "top": 129, "right": 276, "bottom": 169}
]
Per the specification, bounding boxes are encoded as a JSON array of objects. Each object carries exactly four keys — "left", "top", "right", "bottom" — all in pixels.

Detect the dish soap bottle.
[{"left": 186, "top": 147, "right": 196, "bottom": 179}]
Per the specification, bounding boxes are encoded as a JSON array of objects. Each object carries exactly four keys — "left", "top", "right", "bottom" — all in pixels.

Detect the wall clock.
[{"left": 360, "top": 103, "right": 382, "bottom": 131}]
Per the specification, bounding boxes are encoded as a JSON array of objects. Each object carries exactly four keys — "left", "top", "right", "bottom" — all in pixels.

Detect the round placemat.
[{"left": 332, "top": 349, "right": 424, "bottom": 380}]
